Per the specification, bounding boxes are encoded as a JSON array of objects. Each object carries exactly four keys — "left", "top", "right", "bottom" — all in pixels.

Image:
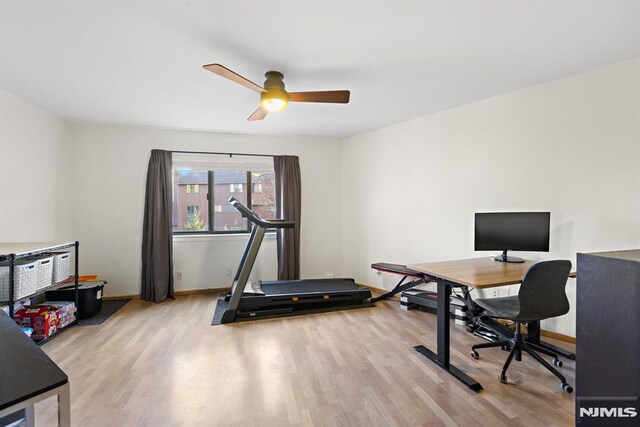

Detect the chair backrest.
[{"left": 516, "top": 260, "right": 572, "bottom": 321}]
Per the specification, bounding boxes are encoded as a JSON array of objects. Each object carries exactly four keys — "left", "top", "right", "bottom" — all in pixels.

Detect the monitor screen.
[{"left": 475, "top": 212, "right": 550, "bottom": 252}]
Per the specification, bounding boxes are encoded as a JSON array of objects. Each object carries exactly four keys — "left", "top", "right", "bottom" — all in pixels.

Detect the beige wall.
[
  {"left": 340, "top": 59, "right": 640, "bottom": 337},
  {"left": 0, "top": 89, "right": 68, "bottom": 242}
]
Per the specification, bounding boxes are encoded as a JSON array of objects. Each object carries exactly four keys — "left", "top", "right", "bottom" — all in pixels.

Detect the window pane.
[
  {"left": 229, "top": 183, "right": 243, "bottom": 193},
  {"left": 173, "top": 170, "right": 209, "bottom": 232},
  {"left": 251, "top": 171, "right": 276, "bottom": 219},
  {"left": 213, "top": 171, "right": 248, "bottom": 231}
]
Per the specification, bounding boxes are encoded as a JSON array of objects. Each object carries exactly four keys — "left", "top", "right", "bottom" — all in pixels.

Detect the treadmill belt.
[{"left": 260, "top": 279, "right": 360, "bottom": 295}]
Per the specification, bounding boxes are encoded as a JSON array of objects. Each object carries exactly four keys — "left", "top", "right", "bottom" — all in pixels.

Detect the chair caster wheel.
[
  {"left": 501, "top": 345, "right": 510, "bottom": 351},
  {"left": 553, "top": 358, "right": 563, "bottom": 367},
  {"left": 499, "top": 374, "right": 507, "bottom": 384},
  {"left": 466, "top": 326, "right": 474, "bottom": 333},
  {"left": 470, "top": 350, "right": 479, "bottom": 360},
  {"left": 561, "top": 383, "right": 573, "bottom": 393}
]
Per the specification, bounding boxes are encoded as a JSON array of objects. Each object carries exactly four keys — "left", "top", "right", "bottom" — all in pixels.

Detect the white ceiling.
[{"left": 1, "top": 1, "right": 638, "bottom": 139}]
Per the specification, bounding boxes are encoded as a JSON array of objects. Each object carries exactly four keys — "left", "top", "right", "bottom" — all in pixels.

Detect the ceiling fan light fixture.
[
  {"left": 261, "top": 88, "right": 289, "bottom": 113},
  {"left": 203, "top": 64, "right": 350, "bottom": 121}
]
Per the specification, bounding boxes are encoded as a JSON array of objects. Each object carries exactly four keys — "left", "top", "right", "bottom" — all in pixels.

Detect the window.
[
  {"left": 186, "top": 205, "right": 199, "bottom": 215},
  {"left": 172, "top": 158, "right": 276, "bottom": 234},
  {"left": 229, "top": 183, "right": 243, "bottom": 193}
]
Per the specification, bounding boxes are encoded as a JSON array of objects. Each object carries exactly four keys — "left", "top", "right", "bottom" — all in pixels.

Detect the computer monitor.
[{"left": 474, "top": 212, "right": 550, "bottom": 263}]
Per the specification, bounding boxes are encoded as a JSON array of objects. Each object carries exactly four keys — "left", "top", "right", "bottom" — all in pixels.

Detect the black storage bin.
[{"left": 45, "top": 281, "right": 105, "bottom": 319}]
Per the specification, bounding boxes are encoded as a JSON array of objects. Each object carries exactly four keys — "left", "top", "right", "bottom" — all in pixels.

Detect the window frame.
[{"left": 173, "top": 169, "right": 275, "bottom": 236}]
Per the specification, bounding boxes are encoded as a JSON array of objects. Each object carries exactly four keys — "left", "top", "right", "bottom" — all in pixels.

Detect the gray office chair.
[{"left": 469, "top": 260, "right": 573, "bottom": 392}]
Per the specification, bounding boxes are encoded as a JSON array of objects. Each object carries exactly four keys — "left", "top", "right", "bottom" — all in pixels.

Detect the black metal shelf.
[
  {"left": 1, "top": 277, "right": 75, "bottom": 305},
  {"left": 1, "top": 241, "right": 79, "bottom": 321},
  {"left": 0, "top": 242, "right": 77, "bottom": 262}
]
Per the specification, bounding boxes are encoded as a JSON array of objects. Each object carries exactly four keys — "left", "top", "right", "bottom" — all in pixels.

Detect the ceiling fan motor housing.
[
  {"left": 262, "top": 71, "right": 289, "bottom": 106},
  {"left": 264, "top": 71, "right": 285, "bottom": 90}
]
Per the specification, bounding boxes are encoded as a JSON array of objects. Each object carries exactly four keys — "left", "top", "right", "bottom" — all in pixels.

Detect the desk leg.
[
  {"left": 437, "top": 279, "right": 450, "bottom": 366},
  {"left": 526, "top": 321, "right": 576, "bottom": 360},
  {"left": 58, "top": 382, "right": 71, "bottom": 427},
  {"left": 415, "top": 280, "right": 483, "bottom": 392}
]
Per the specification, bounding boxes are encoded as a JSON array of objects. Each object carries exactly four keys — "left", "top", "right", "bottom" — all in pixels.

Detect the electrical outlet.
[
  {"left": 492, "top": 288, "right": 500, "bottom": 298},
  {"left": 226, "top": 268, "right": 232, "bottom": 277},
  {"left": 176, "top": 271, "right": 183, "bottom": 280}
]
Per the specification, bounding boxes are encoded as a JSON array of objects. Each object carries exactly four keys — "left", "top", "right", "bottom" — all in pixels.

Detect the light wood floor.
[{"left": 36, "top": 294, "right": 575, "bottom": 426}]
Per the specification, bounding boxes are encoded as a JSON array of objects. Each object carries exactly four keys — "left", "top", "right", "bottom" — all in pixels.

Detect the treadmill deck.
[{"left": 259, "top": 278, "right": 361, "bottom": 295}]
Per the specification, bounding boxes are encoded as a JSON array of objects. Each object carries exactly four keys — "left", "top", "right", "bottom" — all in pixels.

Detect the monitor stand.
[{"left": 493, "top": 250, "right": 525, "bottom": 263}]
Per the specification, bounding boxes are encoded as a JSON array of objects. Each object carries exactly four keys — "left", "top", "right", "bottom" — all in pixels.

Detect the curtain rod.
[{"left": 171, "top": 150, "right": 274, "bottom": 158}]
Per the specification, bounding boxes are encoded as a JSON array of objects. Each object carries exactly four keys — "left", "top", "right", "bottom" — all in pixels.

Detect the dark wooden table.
[{"left": 0, "top": 311, "right": 70, "bottom": 426}]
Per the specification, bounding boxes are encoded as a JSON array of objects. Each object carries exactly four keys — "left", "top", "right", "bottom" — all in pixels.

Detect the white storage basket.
[
  {"left": 32, "top": 256, "right": 54, "bottom": 291},
  {"left": 0, "top": 260, "right": 39, "bottom": 302},
  {"left": 50, "top": 252, "right": 71, "bottom": 283}
]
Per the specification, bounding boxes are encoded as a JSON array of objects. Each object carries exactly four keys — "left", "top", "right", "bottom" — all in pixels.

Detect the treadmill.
[{"left": 219, "top": 197, "right": 372, "bottom": 323}]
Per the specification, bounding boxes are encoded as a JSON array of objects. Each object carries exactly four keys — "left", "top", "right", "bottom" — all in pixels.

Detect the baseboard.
[
  {"left": 360, "top": 282, "right": 433, "bottom": 296},
  {"left": 519, "top": 324, "right": 576, "bottom": 344},
  {"left": 103, "top": 294, "right": 139, "bottom": 301},
  {"left": 102, "top": 287, "right": 229, "bottom": 301},
  {"left": 357, "top": 283, "right": 387, "bottom": 293},
  {"left": 539, "top": 329, "right": 576, "bottom": 344},
  {"left": 174, "top": 287, "right": 229, "bottom": 296}
]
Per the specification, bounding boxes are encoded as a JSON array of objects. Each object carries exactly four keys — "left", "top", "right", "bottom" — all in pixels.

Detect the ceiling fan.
[{"left": 203, "top": 63, "right": 350, "bottom": 121}]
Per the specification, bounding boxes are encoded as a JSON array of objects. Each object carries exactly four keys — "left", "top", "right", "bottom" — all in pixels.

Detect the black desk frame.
[{"left": 414, "top": 277, "right": 484, "bottom": 392}]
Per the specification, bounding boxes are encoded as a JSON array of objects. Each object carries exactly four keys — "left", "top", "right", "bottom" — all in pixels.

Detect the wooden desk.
[
  {"left": 410, "top": 257, "right": 536, "bottom": 288},
  {"left": 0, "top": 311, "right": 70, "bottom": 427},
  {"left": 408, "top": 257, "right": 575, "bottom": 392}
]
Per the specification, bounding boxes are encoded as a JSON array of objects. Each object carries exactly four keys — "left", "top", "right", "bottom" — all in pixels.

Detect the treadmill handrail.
[{"left": 228, "top": 197, "right": 295, "bottom": 229}]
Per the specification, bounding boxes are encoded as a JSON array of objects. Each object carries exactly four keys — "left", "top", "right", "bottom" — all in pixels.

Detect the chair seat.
[{"left": 475, "top": 295, "right": 520, "bottom": 319}]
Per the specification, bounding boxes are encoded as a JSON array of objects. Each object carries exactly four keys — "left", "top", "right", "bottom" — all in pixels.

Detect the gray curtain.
[
  {"left": 274, "top": 155, "right": 301, "bottom": 280},
  {"left": 141, "top": 149, "right": 175, "bottom": 302}
]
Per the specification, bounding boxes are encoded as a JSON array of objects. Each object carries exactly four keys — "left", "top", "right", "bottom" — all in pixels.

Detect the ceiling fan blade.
[
  {"left": 203, "top": 63, "right": 264, "bottom": 93},
  {"left": 288, "top": 90, "right": 350, "bottom": 104},
  {"left": 247, "top": 106, "right": 268, "bottom": 121}
]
